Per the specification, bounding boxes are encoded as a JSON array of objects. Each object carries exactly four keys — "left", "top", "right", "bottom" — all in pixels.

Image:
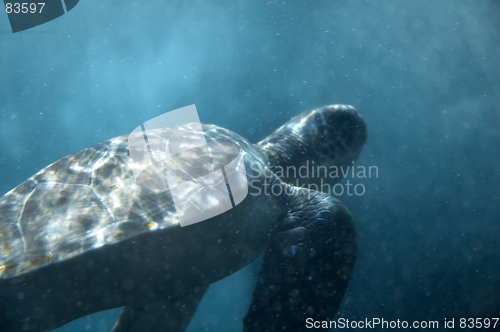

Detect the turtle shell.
[{"left": 0, "top": 124, "right": 262, "bottom": 279}]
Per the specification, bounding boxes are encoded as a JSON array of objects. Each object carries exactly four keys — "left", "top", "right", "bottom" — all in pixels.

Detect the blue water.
[{"left": 1, "top": 0, "right": 499, "bottom": 331}]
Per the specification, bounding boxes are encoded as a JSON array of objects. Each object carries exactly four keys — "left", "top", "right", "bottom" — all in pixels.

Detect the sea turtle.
[{"left": 0, "top": 104, "right": 367, "bottom": 331}]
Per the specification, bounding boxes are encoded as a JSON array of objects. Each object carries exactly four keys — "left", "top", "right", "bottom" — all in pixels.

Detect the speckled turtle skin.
[{"left": 0, "top": 105, "right": 366, "bottom": 332}]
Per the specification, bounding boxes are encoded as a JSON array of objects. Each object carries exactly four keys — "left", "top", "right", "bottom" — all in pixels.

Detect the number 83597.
[{"left": 5, "top": 2, "right": 45, "bottom": 14}]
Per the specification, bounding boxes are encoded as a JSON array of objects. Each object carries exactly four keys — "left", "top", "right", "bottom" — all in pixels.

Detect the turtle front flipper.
[
  {"left": 112, "top": 283, "right": 208, "bottom": 332},
  {"left": 243, "top": 190, "right": 357, "bottom": 331}
]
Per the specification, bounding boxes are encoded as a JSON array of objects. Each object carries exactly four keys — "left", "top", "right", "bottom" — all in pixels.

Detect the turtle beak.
[{"left": 311, "top": 105, "right": 368, "bottom": 160}]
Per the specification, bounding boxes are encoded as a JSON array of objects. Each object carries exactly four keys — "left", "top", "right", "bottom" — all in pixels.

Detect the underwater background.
[{"left": 1, "top": 0, "right": 499, "bottom": 331}]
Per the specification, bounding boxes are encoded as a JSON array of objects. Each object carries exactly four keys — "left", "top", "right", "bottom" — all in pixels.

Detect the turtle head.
[{"left": 258, "top": 104, "right": 367, "bottom": 187}]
